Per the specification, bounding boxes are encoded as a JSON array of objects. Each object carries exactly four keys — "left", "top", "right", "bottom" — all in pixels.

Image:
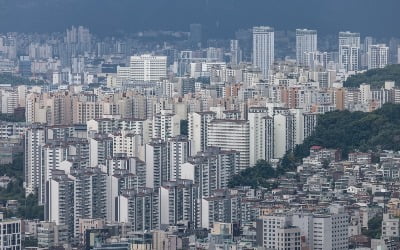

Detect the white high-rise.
[
  {"left": 273, "top": 113, "right": 294, "bottom": 159},
  {"left": 248, "top": 107, "right": 274, "bottom": 165},
  {"left": 296, "top": 29, "right": 317, "bottom": 67},
  {"left": 339, "top": 31, "right": 361, "bottom": 72},
  {"left": 188, "top": 111, "right": 216, "bottom": 155},
  {"left": 167, "top": 136, "right": 190, "bottom": 181},
  {"left": 25, "top": 126, "right": 46, "bottom": 196},
  {"left": 207, "top": 119, "right": 250, "bottom": 171},
  {"left": 253, "top": 26, "right": 274, "bottom": 79},
  {"left": 368, "top": 44, "right": 389, "bottom": 69},
  {"left": 129, "top": 55, "right": 167, "bottom": 82},
  {"left": 256, "top": 215, "right": 301, "bottom": 250}
]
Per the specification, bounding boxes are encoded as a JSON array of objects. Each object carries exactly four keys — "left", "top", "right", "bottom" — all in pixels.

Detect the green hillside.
[
  {"left": 230, "top": 104, "right": 400, "bottom": 187},
  {"left": 291, "top": 104, "right": 400, "bottom": 162},
  {"left": 344, "top": 64, "right": 400, "bottom": 88}
]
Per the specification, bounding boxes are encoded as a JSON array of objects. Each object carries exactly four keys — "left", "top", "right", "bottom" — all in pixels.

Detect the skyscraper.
[
  {"left": 296, "top": 29, "right": 317, "bottom": 67},
  {"left": 253, "top": 26, "right": 274, "bottom": 79},
  {"left": 339, "top": 31, "right": 360, "bottom": 71}
]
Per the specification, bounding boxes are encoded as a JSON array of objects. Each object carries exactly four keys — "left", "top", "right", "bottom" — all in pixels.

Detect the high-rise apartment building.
[
  {"left": 273, "top": 113, "right": 294, "bottom": 159},
  {"left": 159, "top": 179, "right": 199, "bottom": 228},
  {"left": 296, "top": 29, "right": 317, "bottom": 67},
  {"left": 167, "top": 136, "right": 190, "bottom": 181},
  {"left": 25, "top": 126, "right": 46, "bottom": 196},
  {"left": 207, "top": 119, "right": 250, "bottom": 171},
  {"left": 181, "top": 147, "right": 239, "bottom": 198},
  {"left": 253, "top": 26, "right": 274, "bottom": 79},
  {"left": 46, "top": 170, "right": 75, "bottom": 238},
  {"left": 117, "top": 188, "right": 158, "bottom": 231},
  {"left": 248, "top": 107, "right": 274, "bottom": 165},
  {"left": 188, "top": 111, "right": 216, "bottom": 155},
  {"left": 145, "top": 139, "right": 168, "bottom": 190},
  {"left": 339, "top": 31, "right": 360, "bottom": 72},
  {"left": 368, "top": 44, "right": 389, "bottom": 69}
]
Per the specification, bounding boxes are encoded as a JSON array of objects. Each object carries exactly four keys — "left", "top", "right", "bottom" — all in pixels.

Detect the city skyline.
[{"left": 0, "top": 2, "right": 400, "bottom": 249}]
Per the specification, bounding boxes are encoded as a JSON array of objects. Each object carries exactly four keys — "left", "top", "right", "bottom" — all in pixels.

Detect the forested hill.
[
  {"left": 287, "top": 104, "right": 400, "bottom": 168},
  {"left": 230, "top": 104, "right": 400, "bottom": 187},
  {"left": 344, "top": 64, "right": 400, "bottom": 88}
]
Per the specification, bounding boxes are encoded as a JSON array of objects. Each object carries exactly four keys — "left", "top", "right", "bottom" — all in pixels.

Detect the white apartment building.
[
  {"left": 39, "top": 142, "right": 68, "bottom": 205},
  {"left": 382, "top": 213, "right": 400, "bottom": 239},
  {"left": 360, "top": 83, "right": 371, "bottom": 105},
  {"left": 248, "top": 107, "right": 274, "bottom": 165},
  {"left": 145, "top": 139, "right": 168, "bottom": 189},
  {"left": 296, "top": 29, "right": 318, "bottom": 67},
  {"left": 273, "top": 113, "right": 294, "bottom": 159},
  {"left": 46, "top": 171, "right": 75, "bottom": 238},
  {"left": 368, "top": 44, "right": 389, "bottom": 69},
  {"left": 188, "top": 111, "right": 216, "bottom": 155},
  {"left": 253, "top": 26, "right": 274, "bottom": 79},
  {"left": 256, "top": 214, "right": 301, "bottom": 250},
  {"left": 116, "top": 66, "right": 130, "bottom": 86},
  {"left": 207, "top": 119, "right": 250, "bottom": 171},
  {"left": 339, "top": 31, "right": 360, "bottom": 72},
  {"left": 292, "top": 206, "right": 349, "bottom": 250},
  {"left": 129, "top": 55, "right": 167, "bottom": 82},
  {"left": 88, "top": 135, "right": 113, "bottom": 168},
  {"left": 116, "top": 188, "right": 158, "bottom": 231},
  {"left": 180, "top": 147, "right": 239, "bottom": 198},
  {"left": 25, "top": 126, "right": 46, "bottom": 196},
  {"left": 0, "top": 215, "right": 21, "bottom": 250},
  {"left": 167, "top": 136, "right": 190, "bottom": 181},
  {"left": 152, "top": 110, "right": 180, "bottom": 141},
  {"left": 111, "top": 131, "right": 144, "bottom": 158},
  {"left": 159, "top": 180, "right": 199, "bottom": 228},
  {"left": 312, "top": 212, "right": 349, "bottom": 250},
  {"left": 0, "top": 89, "right": 18, "bottom": 114}
]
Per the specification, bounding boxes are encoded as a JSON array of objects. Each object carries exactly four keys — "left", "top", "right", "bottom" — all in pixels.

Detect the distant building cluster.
[{"left": 0, "top": 24, "right": 399, "bottom": 249}]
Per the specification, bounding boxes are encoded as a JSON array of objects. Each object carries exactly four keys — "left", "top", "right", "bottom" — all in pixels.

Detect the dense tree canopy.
[
  {"left": 0, "top": 73, "right": 45, "bottom": 86},
  {"left": 229, "top": 160, "right": 277, "bottom": 188},
  {"left": 362, "top": 215, "right": 383, "bottom": 239},
  {"left": 293, "top": 104, "right": 400, "bottom": 164},
  {"left": 230, "top": 104, "right": 400, "bottom": 188},
  {"left": 344, "top": 64, "right": 400, "bottom": 88},
  {"left": 0, "top": 154, "right": 44, "bottom": 220}
]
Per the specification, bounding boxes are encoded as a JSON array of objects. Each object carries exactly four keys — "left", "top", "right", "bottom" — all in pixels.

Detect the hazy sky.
[{"left": 0, "top": 0, "right": 398, "bottom": 38}]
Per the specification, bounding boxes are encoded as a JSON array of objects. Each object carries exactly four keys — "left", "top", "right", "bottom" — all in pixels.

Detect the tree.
[
  {"left": 0, "top": 154, "right": 44, "bottom": 220},
  {"left": 344, "top": 64, "right": 400, "bottom": 88},
  {"left": 229, "top": 160, "right": 277, "bottom": 188},
  {"left": 362, "top": 215, "right": 383, "bottom": 239},
  {"left": 0, "top": 73, "right": 45, "bottom": 86}
]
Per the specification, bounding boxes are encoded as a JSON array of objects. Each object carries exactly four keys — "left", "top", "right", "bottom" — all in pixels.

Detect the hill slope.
[
  {"left": 230, "top": 104, "right": 400, "bottom": 187},
  {"left": 344, "top": 65, "right": 400, "bottom": 88},
  {"left": 285, "top": 104, "right": 400, "bottom": 170}
]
